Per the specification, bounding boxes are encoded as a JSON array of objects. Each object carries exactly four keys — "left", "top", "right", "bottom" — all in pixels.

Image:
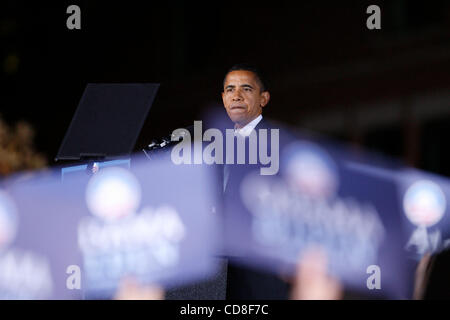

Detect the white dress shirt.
[{"left": 234, "top": 114, "right": 263, "bottom": 137}]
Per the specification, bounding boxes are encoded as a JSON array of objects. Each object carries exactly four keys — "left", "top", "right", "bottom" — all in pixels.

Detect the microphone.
[{"left": 142, "top": 125, "right": 193, "bottom": 159}]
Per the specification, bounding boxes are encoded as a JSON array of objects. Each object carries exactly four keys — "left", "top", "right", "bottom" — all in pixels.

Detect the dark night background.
[{"left": 1, "top": 1, "right": 450, "bottom": 176}]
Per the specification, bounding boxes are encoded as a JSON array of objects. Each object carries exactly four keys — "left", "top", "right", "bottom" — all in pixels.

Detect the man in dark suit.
[
  {"left": 165, "top": 64, "right": 290, "bottom": 300},
  {"left": 220, "top": 63, "right": 291, "bottom": 299}
]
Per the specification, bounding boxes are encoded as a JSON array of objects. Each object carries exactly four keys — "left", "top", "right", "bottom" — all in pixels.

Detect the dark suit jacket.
[
  {"left": 166, "top": 116, "right": 291, "bottom": 300},
  {"left": 222, "top": 117, "right": 291, "bottom": 299}
]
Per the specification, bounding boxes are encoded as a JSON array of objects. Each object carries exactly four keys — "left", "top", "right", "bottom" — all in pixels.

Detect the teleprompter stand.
[{"left": 54, "top": 83, "right": 159, "bottom": 180}]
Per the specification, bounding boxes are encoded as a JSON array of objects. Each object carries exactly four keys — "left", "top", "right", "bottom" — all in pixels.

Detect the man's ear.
[{"left": 261, "top": 91, "right": 270, "bottom": 108}]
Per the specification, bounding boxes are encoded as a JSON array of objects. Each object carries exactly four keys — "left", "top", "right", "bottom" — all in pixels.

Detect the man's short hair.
[{"left": 223, "top": 63, "right": 268, "bottom": 92}]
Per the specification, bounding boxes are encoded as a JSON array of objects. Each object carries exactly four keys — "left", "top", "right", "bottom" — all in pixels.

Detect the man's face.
[{"left": 222, "top": 70, "right": 270, "bottom": 128}]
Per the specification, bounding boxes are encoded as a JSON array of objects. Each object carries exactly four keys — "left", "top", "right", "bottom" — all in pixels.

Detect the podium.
[{"left": 60, "top": 159, "right": 131, "bottom": 182}]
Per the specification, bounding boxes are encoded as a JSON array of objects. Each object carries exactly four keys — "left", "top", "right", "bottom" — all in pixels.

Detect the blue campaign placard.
[
  {"left": 2, "top": 154, "right": 221, "bottom": 299},
  {"left": 0, "top": 172, "right": 81, "bottom": 299},
  {"left": 347, "top": 164, "right": 450, "bottom": 297},
  {"left": 394, "top": 169, "right": 450, "bottom": 259},
  {"left": 223, "top": 134, "right": 410, "bottom": 299},
  {"left": 394, "top": 168, "right": 450, "bottom": 299}
]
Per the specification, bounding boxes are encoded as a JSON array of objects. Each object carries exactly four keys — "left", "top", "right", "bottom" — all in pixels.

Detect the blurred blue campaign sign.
[
  {"left": 0, "top": 174, "right": 80, "bottom": 299},
  {"left": 223, "top": 131, "right": 410, "bottom": 299},
  {"left": 347, "top": 163, "right": 450, "bottom": 297},
  {"left": 395, "top": 169, "right": 450, "bottom": 259},
  {"left": 346, "top": 165, "right": 450, "bottom": 258},
  {"left": 2, "top": 154, "right": 220, "bottom": 299}
]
